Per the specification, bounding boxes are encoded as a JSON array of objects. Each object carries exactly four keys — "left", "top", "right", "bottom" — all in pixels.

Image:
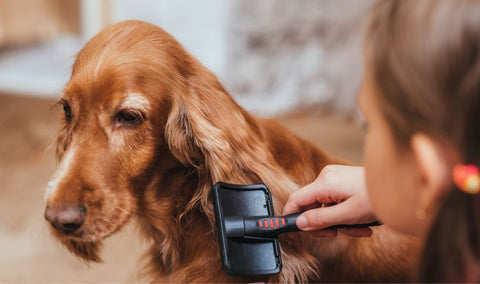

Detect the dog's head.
[{"left": 44, "top": 20, "right": 280, "bottom": 262}]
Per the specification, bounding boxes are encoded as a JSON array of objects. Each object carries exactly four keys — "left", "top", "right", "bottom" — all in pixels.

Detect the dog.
[{"left": 44, "top": 20, "right": 417, "bottom": 282}]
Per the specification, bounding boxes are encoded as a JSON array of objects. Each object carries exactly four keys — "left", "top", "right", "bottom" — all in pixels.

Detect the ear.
[
  {"left": 163, "top": 96, "right": 204, "bottom": 167},
  {"left": 164, "top": 68, "right": 252, "bottom": 180},
  {"left": 410, "top": 133, "right": 455, "bottom": 215},
  {"left": 164, "top": 67, "right": 271, "bottom": 218},
  {"left": 163, "top": 65, "right": 298, "bottom": 218}
]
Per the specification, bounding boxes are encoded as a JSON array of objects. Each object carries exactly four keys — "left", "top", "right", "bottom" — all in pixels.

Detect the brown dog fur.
[{"left": 44, "top": 20, "right": 418, "bottom": 282}]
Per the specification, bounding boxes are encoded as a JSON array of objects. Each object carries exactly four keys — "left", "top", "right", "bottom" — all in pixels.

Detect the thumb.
[{"left": 296, "top": 200, "right": 357, "bottom": 231}]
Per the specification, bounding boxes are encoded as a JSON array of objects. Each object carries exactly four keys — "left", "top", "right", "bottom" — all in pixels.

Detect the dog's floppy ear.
[
  {"left": 164, "top": 65, "right": 266, "bottom": 217},
  {"left": 164, "top": 64, "right": 298, "bottom": 218},
  {"left": 164, "top": 66, "right": 252, "bottom": 180}
]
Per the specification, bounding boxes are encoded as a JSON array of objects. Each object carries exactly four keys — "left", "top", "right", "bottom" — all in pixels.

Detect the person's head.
[{"left": 358, "top": 0, "right": 480, "bottom": 281}]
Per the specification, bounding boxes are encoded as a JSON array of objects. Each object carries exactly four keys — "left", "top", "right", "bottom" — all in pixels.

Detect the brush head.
[{"left": 212, "top": 182, "right": 282, "bottom": 276}]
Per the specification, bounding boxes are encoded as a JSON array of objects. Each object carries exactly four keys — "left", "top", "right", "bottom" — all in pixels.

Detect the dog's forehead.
[
  {"left": 63, "top": 79, "right": 152, "bottom": 112},
  {"left": 66, "top": 56, "right": 154, "bottom": 99},
  {"left": 63, "top": 76, "right": 121, "bottom": 107}
]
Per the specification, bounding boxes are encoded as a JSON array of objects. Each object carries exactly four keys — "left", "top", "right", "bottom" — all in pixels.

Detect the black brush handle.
[
  {"left": 224, "top": 212, "right": 381, "bottom": 238},
  {"left": 326, "top": 221, "right": 382, "bottom": 230}
]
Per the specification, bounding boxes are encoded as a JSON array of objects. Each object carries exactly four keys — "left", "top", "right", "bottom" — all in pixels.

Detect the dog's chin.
[
  {"left": 50, "top": 216, "right": 131, "bottom": 263},
  {"left": 62, "top": 238, "right": 103, "bottom": 262},
  {"left": 48, "top": 227, "right": 104, "bottom": 262}
]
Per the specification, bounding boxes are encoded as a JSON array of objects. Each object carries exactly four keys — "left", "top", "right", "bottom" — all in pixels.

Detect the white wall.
[
  {"left": 111, "top": 0, "right": 231, "bottom": 76},
  {"left": 0, "top": 0, "right": 231, "bottom": 99},
  {"left": 0, "top": 0, "right": 373, "bottom": 116}
]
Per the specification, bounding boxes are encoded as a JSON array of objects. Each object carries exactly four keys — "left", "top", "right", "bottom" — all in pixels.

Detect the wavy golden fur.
[{"left": 44, "top": 20, "right": 417, "bottom": 282}]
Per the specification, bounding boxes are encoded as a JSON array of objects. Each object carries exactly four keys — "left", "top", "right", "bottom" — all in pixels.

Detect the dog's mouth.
[
  {"left": 50, "top": 223, "right": 85, "bottom": 238},
  {"left": 46, "top": 206, "right": 134, "bottom": 263},
  {"left": 49, "top": 220, "right": 114, "bottom": 242},
  {"left": 44, "top": 183, "right": 137, "bottom": 261},
  {"left": 47, "top": 205, "right": 133, "bottom": 243}
]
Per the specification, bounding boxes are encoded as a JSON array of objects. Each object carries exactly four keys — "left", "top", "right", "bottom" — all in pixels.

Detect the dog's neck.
[{"left": 135, "top": 146, "right": 224, "bottom": 281}]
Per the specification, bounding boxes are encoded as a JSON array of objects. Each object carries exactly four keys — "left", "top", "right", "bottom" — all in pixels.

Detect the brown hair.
[{"left": 366, "top": 0, "right": 480, "bottom": 282}]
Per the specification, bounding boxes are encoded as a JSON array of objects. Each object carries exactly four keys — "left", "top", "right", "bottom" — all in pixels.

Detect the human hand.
[{"left": 283, "top": 165, "right": 377, "bottom": 238}]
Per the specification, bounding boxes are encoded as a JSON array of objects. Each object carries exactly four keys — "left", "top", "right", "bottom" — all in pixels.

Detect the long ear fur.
[
  {"left": 164, "top": 66, "right": 293, "bottom": 209},
  {"left": 164, "top": 65, "right": 319, "bottom": 282}
]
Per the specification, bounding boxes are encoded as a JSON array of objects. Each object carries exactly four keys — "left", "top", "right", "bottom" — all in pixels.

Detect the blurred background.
[{"left": 0, "top": 0, "right": 372, "bottom": 281}]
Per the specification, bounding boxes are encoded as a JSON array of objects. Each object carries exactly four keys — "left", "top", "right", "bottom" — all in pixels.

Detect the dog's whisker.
[{"left": 115, "top": 206, "right": 129, "bottom": 215}]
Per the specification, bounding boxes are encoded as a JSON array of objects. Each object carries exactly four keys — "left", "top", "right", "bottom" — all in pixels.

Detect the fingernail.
[{"left": 297, "top": 215, "right": 308, "bottom": 229}]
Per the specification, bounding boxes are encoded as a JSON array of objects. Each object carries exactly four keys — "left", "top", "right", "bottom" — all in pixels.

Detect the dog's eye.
[
  {"left": 63, "top": 101, "right": 72, "bottom": 122},
  {"left": 114, "top": 109, "right": 143, "bottom": 127}
]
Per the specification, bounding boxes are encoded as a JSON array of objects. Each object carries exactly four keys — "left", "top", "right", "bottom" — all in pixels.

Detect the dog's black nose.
[{"left": 44, "top": 204, "right": 86, "bottom": 234}]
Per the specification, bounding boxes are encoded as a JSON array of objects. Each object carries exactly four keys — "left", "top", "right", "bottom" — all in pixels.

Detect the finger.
[
  {"left": 283, "top": 182, "right": 339, "bottom": 215},
  {"left": 282, "top": 183, "right": 318, "bottom": 215},
  {"left": 283, "top": 200, "right": 323, "bottom": 216},
  {"left": 301, "top": 201, "right": 323, "bottom": 212},
  {"left": 338, "top": 228, "right": 373, "bottom": 237},
  {"left": 296, "top": 199, "right": 360, "bottom": 231}
]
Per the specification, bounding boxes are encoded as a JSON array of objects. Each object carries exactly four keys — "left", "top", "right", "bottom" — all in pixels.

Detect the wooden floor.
[{"left": 0, "top": 93, "right": 364, "bottom": 282}]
